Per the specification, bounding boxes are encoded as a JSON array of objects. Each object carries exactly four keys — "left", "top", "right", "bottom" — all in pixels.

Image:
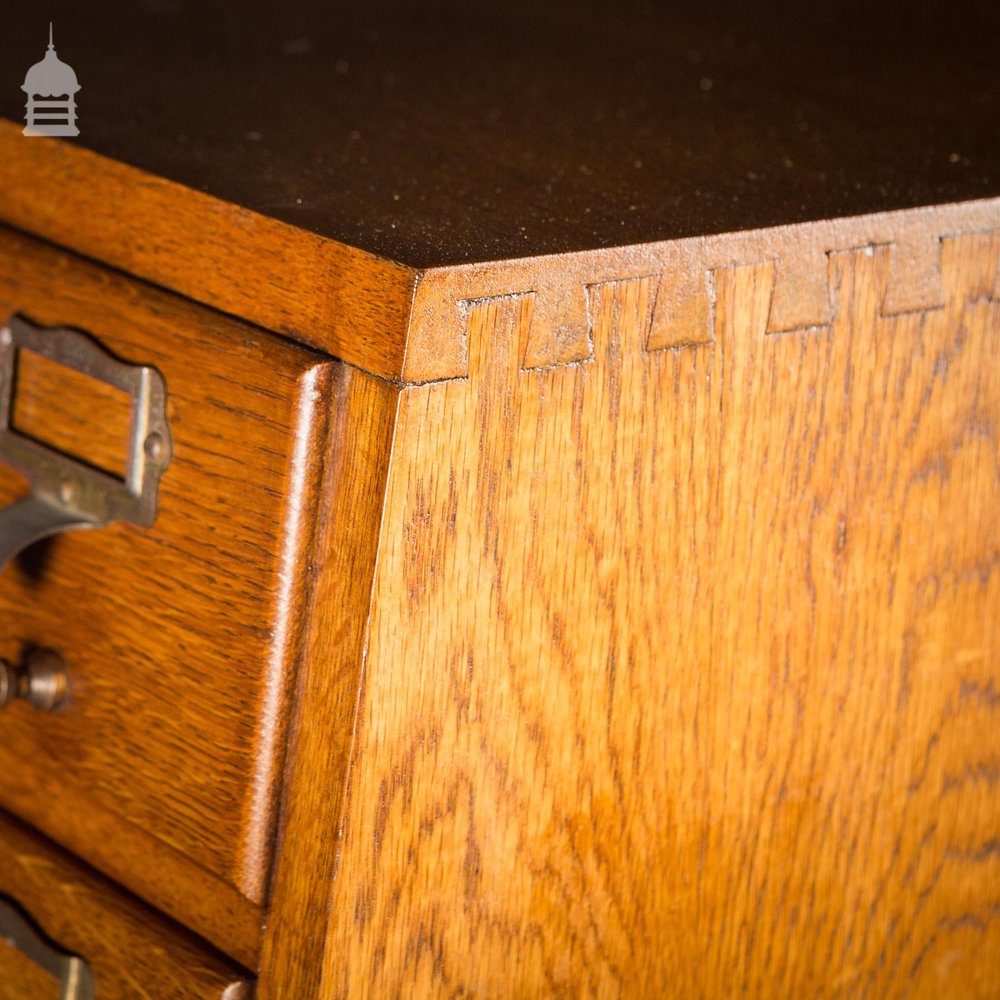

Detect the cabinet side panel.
[{"left": 324, "top": 231, "right": 1000, "bottom": 997}]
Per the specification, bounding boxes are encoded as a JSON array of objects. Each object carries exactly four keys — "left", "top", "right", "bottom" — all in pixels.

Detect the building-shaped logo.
[{"left": 22, "top": 24, "right": 80, "bottom": 137}]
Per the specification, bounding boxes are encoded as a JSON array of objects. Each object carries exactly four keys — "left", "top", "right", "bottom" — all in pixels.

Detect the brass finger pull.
[
  {"left": 0, "top": 895, "right": 95, "bottom": 999},
  {"left": 0, "top": 314, "right": 172, "bottom": 572},
  {"left": 0, "top": 649, "right": 69, "bottom": 712}
]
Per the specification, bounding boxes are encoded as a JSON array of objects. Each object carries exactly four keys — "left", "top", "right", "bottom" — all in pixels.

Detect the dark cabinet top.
[{"left": 2, "top": 0, "right": 998, "bottom": 267}]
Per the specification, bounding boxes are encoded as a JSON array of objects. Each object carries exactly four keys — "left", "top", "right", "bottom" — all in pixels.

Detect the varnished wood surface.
[
  {"left": 0, "top": 809, "right": 251, "bottom": 999},
  {"left": 313, "top": 230, "right": 1000, "bottom": 996},
  {"left": 404, "top": 199, "right": 1000, "bottom": 382},
  {"left": 0, "top": 225, "right": 334, "bottom": 966},
  {"left": 0, "top": 123, "right": 415, "bottom": 379},
  {"left": 12, "top": 344, "right": 133, "bottom": 480},
  {"left": 1, "top": 0, "right": 997, "bottom": 268},
  {"left": 259, "top": 365, "right": 399, "bottom": 999}
]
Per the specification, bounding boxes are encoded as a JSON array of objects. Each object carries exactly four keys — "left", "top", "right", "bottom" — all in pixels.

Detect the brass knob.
[{"left": 0, "top": 649, "right": 69, "bottom": 711}]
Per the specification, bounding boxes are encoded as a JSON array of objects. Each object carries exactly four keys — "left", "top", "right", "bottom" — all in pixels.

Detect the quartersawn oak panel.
[
  {"left": 0, "top": 809, "right": 250, "bottom": 999},
  {"left": 321, "top": 232, "right": 999, "bottom": 996},
  {"left": 0, "top": 226, "right": 334, "bottom": 966}
]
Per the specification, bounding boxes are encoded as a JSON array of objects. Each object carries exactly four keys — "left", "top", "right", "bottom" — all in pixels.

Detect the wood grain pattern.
[
  {"left": 315, "top": 230, "right": 999, "bottom": 996},
  {"left": 0, "top": 225, "right": 334, "bottom": 966},
  {"left": 0, "top": 120, "right": 416, "bottom": 379},
  {"left": 12, "top": 345, "right": 133, "bottom": 479},
  {"left": 0, "top": 809, "right": 251, "bottom": 999},
  {"left": 404, "top": 199, "right": 1000, "bottom": 382},
  {"left": 258, "top": 365, "right": 399, "bottom": 999}
]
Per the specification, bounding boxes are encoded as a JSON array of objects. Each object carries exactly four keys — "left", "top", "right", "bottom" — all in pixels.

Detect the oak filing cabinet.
[{"left": 0, "top": 1, "right": 997, "bottom": 996}]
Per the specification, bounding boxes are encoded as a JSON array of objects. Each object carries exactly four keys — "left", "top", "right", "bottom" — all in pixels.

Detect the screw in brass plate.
[{"left": 144, "top": 431, "right": 166, "bottom": 462}]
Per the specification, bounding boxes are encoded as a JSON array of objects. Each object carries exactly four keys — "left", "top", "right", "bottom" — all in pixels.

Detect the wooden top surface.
[{"left": 2, "top": 0, "right": 998, "bottom": 269}]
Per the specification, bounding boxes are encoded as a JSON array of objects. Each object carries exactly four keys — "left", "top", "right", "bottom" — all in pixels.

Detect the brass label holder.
[{"left": 0, "top": 314, "right": 171, "bottom": 571}]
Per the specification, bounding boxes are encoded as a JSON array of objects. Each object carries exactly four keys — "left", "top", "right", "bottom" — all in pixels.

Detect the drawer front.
[
  {"left": 0, "top": 227, "right": 333, "bottom": 964},
  {"left": 0, "top": 809, "right": 250, "bottom": 999}
]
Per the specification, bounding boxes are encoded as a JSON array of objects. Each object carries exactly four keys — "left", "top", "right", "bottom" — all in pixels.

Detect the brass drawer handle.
[
  {"left": 0, "top": 895, "right": 95, "bottom": 998},
  {"left": 0, "top": 315, "right": 172, "bottom": 572},
  {"left": 0, "top": 648, "right": 69, "bottom": 712}
]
